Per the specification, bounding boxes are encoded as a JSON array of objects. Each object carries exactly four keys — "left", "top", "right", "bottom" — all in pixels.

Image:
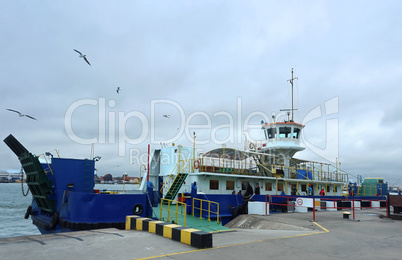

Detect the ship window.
[
  {"left": 301, "top": 184, "right": 307, "bottom": 192},
  {"left": 241, "top": 181, "right": 248, "bottom": 190},
  {"left": 334, "top": 185, "right": 338, "bottom": 192},
  {"left": 265, "top": 182, "right": 272, "bottom": 191},
  {"left": 226, "top": 180, "right": 234, "bottom": 190},
  {"left": 279, "top": 127, "right": 291, "bottom": 138},
  {"left": 268, "top": 128, "right": 276, "bottom": 139},
  {"left": 210, "top": 180, "right": 219, "bottom": 190},
  {"left": 293, "top": 128, "right": 300, "bottom": 139},
  {"left": 327, "top": 186, "right": 330, "bottom": 193},
  {"left": 277, "top": 183, "right": 283, "bottom": 191}
]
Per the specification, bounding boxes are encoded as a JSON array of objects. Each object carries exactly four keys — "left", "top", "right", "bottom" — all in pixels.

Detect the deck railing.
[
  {"left": 160, "top": 198, "right": 187, "bottom": 227},
  {"left": 192, "top": 198, "right": 220, "bottom": 224}
]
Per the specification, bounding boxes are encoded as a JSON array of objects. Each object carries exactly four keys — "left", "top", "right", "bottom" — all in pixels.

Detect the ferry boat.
[
  {"left": 4, "top": 69, "right": 388, "bottom": 234},
  {"left": 149, "top": 69, "right": 387, "bottom": 224}
]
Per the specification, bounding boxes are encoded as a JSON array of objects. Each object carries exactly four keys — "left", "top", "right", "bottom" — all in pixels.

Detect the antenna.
[
  {"left": 287, "top": 68, "right": 298, "bottom": 121},
  {"left": 279, "top": 108, "right": 297, "bottom": 122}
]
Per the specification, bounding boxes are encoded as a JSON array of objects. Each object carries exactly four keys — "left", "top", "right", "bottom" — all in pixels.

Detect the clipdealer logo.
[{"left": 64, "top": 96, "right": 339, "bottom": 163}]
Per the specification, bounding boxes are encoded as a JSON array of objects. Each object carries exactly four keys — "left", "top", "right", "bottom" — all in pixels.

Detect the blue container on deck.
[{"left": 297, "top": 170, "right": 312, "bottom": 180}]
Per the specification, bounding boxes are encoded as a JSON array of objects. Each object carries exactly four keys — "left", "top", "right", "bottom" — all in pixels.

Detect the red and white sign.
[{"left": 295, "top": 198, "right": 313, "bottom": 208}]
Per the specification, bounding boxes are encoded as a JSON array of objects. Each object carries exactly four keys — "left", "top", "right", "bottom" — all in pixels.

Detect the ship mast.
[{"left": 287, "top": 68, "right": 298, "bottom": 122}]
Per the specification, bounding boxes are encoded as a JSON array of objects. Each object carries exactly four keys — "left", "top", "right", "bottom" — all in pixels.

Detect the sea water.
[
  {"left": 0, "top": 183, "right": 140, "bottom": 238},
  {"left": 0, "top": 183, "right": 39, "bottom": 238}
]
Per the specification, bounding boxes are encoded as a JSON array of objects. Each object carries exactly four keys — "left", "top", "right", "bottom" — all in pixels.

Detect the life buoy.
[
  {"left": 49, "top": 212, "right": 59, "bottom": 229},
  {"left": 194, "top": 159, "right": 200, "bottom": 169},
  {"left": 249, "top": 143, "right": 255, "bottom": 150},
  {"left": 133, "top": 204, "right": 143, "bottom": 215},
  {"left": 24, "top": 205, "right": 32, "bottom": 219}
]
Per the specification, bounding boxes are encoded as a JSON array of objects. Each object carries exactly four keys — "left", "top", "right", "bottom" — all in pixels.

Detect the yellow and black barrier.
[{"left": 125, "top": 215, "right": 212, "bottom": 248}]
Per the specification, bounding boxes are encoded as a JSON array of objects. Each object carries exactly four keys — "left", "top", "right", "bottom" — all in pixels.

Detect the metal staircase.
[
  {"left": 162, "top": 154, "right": 194, "bottom": 201},
  {"left": 164, "top": 172, "right": 188, "bottom": 201}
]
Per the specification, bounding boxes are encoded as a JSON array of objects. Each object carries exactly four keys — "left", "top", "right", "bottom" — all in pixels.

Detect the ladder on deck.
[
  {"left": 82, "top": 160, "right": 93, "bottom": 193},
  {"left": 164, "top": 172, "right": 188, "bottom": 201}
]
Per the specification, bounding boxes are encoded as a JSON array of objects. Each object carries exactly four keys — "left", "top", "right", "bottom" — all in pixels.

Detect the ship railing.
[
  {"left": 199, "top": 156, "right": 260, "bottom": 175},
  {"left": 199, "top": 153, "right": 347, "bottom": 182},
  {"left": 161, "top": 162, "right": 181, "bottom": 195},
  {"left": 37, "top": 149, "right": 60, "bottom": 176},
  {"left": 198, "top": 153, "right": 346, "bottom": 184},
  {"left": 160, "top": 198, "right": 187, "bottom": 227},
  {"left": 346, "top": 184, "right": 384, "bottom": 197},
  {"left": 192, "top": 198, "right": 220, "bottom": 224},
  {"left": 252, "top": 162, "right": 342, "bottom": 196},
  {"left": 178, "top": 158, "right": 196, "bottom": 173},
  {"left": 285, "top": 158, "right": 349, "bottom": 183}
]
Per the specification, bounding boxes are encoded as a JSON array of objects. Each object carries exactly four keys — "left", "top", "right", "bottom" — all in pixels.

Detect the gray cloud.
[{"left": 1, "top": 1, "right": 401, "bottom": 185}]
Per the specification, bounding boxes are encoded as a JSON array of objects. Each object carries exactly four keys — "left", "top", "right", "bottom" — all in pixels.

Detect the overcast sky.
[{"left": 1, "top": 1, "right": 401, "bottom": 186}]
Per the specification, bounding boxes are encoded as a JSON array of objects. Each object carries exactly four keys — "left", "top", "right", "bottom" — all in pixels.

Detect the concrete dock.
[{"left": 1, "top": 209, "right": 401, "bottom": 260}]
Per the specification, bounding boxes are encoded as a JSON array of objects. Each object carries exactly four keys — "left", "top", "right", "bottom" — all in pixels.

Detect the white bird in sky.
[
  {"left": 116, "top": 87, "right": 121, "bottom": 94},
  {"left": 163, "top": 115, "right": 170, "bottom": 118},
  {"left": 73, "top": 49, "right": 91, "bottom": 66},
  {"left": 6, "top": 109, "right": 37, "bottom": 120}
]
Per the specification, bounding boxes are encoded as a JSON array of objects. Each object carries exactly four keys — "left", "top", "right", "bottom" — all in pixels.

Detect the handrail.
[
  {"left": 160, "top": 162, "right": 180, "bottom": 194},
  {"left": 161, "top": 158, "right": 201, "bottom": 197},
  {"left": 200, "top": 155, "right": 348, "bottom": 183},
  {"left": 192, "top": 198, "right": 220, "bottom": 224},
  {"left": 160, "top": 198, "right": 187, "bottom": 227},
  {"left": 37, "top": 153, "right": 56, "bottom": 176}
]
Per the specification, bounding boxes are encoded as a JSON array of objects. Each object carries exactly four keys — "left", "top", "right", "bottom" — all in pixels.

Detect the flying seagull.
[
  {"left": 116, "top": 87, "right": 121, "bottom": 94},
  {"left": 163, "top": 115, "right": 170, "bottom": 118},
  {"left": 73, "top": 49, "right": 91, "bottom": 66},
  {"left": 6, "top": 109, "right": 37, "bottom": 120}
]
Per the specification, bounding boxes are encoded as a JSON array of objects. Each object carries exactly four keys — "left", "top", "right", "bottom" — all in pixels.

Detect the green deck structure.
[
  {"left": 151, "top": 203, "right": 231, "bottom": 233},
  {"left": 163, "top": 173, "right": 188, "bottom": 201},
  {"left": 4, "top": 134, "right": 55, "bottom": 213}
]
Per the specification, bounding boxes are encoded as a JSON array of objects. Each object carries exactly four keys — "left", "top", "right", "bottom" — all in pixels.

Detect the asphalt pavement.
[{"left": 1, "top": 208, "right": 401, "bottom": 260}]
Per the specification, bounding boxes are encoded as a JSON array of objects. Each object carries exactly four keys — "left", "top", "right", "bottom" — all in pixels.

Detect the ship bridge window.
[
  {"left": 293, "top": 128, "right": 300, "bottom": 139},
  {"left": 279, "top": 127, "right": 291, "bottom": 138},
  {"left": 268, "top": 128, "right": 276, "bottom": 139},
  {"left": 226, "top": 180, "right": 234, "bottom": 190}
]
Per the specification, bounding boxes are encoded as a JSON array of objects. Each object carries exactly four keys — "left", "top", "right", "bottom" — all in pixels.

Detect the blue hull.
[{"left": 28, "top": 192, "right": 149, "bottom": 234}]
